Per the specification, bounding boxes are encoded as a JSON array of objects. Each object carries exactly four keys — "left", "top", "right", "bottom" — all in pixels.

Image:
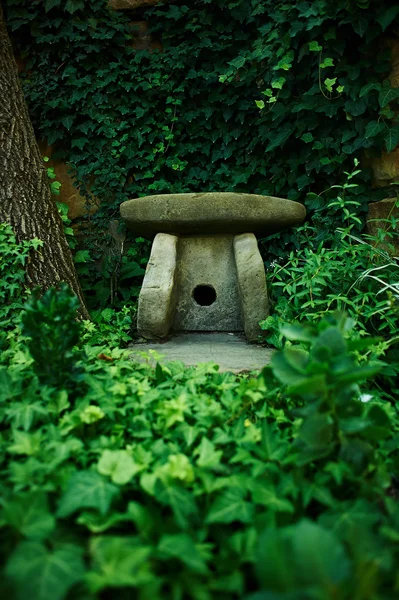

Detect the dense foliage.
[
  {"left": 1, "top": 276, "right": 399, "bottom": 600},
  {"left": 4, "top": 0, "right": 399, "bottom": 302}
]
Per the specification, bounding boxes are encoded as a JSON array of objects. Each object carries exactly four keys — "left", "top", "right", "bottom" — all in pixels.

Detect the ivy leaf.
[
  {"left": 87, "top": 536, "right": 151, "bottom": 591},
  {"left": 206, "top": 488, "right": 254, "bottom": 524},
  {"left": 195, "top": 437, "right": 223, "bottom": 469},
  {"left": 324, "top": 78, "right": 337, "bottom": 92},
  {"left": 309, "top": 41, "right": 322, "bottom": 52},
  {"left": 255, "top": 100, "right": 265, "bottom": 110},
  {"left": 352, "top": 16, "right": 368, "bottom": 37},
  {"left": 379, "top": 82, "right": 399, "bottom": 108},
  {"left": 44, "top": 0, "right": 61, "bottom": 12},
  {"left": 6, "top": 542, "right": 85, "bottom": 600},
  {"left": 384, "top": 126, "right": 399, "bottom": 152},
  {"left": 271, "top": 77, "right": 286, "bottom": 89},
  {"left": 98, "top": 449, "right": 139, "bottom": 485},
  {"left": 156, "top": 480, "right": 198, "bottom": 529},
  {"left": 359, "top": 82, "right": 381, "bottom": 97},
  {"left": 229, "top": 56, "right": 246, "bottom": 69},
  {"left": 61, "top": 116, "right": 74, "bottom": 130},
  {"left": 266, "top": 125, "right": 291, "bottom": 152},
  {"left": 65, "top": 0, "right": 84, "bottom": 13},
  {"left": 301, "top": 133, "right": 314, "bottom": 143},
  {"left": 2, "top": 493, "right": 55, "bottom": 541},
  {"left": 74, "top": 249, "right": 91, "bottom": 263},
  {"left": 364, "top": 121, "right": 385, "bottom": 139},
  {"left": 320, "top": 58, "right": 334, "bottom": 68},
  {"left": 377, "top": 6, "right": 399, "bottom": 31},
  {"left": 158, "top": 534, "right": 208, "bottom": 574},
  {"left": 57, "top": 471, "right": 119, "bottom": 517}
]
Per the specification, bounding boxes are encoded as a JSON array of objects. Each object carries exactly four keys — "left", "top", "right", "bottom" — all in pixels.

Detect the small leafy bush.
[
  {"left": 20, "top": 284, "right": 84, "bottom": 392},
  {"left": 262, "top": 166, "right": 399, "bottom": 348}
]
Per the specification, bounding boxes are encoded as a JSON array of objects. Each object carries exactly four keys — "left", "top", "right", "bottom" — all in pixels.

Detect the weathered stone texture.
[
  {"left": 234, "top": 233, "right": 269, "bottom": 342},
  {"left": 172, "top": 235, "right": 243, "bottom": 332},
  {"left": 120, "top": 192, "right": 306, "bottom": 237},
  {"left": 137, "top": 233, "right": 178, "bottom": 339}
]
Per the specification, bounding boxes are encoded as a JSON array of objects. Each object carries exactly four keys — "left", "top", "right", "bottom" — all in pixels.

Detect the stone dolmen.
[{"left": 120, "top": 193, "right": 305, "bottom": 341}]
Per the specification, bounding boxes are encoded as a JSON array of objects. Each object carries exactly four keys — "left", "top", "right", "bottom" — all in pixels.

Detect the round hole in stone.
[{"left": 192, "top": 284, "right": 217, "bottom": 306}]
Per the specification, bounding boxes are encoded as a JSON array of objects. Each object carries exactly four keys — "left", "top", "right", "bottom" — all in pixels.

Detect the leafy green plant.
[
  {"left": 0, "top": 222, "right": 42, "bottom": 350},
  {"left": 1, "top": 305, "right": 399, "bottom": 600},
  {"left": 262, "top": 164, "right": 399, "bottom": 348},
  {"left": 20, "top": 284, "right": 84, "bottom": 391}
]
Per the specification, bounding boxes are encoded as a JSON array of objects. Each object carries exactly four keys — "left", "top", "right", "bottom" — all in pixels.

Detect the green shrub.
[
  {"left": 262, "top": 166, "right": 399, "bottom": 348},
  {"left": 20, "top": 284, "right": 85, "bottom": 392}
]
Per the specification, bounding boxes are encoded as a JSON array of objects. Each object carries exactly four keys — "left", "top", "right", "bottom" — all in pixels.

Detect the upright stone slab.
[
  {"left": 234, "top": 233, "right": 269, "bottom": 342},
  {"left": 121, "top": 192, "right": 306, "bottom": 341},
  {"left": 137, "top": 233, "right": 178, "bottom": 339}
]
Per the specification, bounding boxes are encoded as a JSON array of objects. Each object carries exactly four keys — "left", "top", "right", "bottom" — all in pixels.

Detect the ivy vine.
[{"left": 4, "top": 0, "right": 399, "bottom": 256}]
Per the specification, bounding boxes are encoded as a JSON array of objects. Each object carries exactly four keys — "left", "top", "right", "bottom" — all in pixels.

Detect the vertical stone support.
[
  {"left": 233, "top": 233, "right": 269, "bottom": 342},
  {"left": 137, "top": 233, "right": 178, "bottom": 339}
]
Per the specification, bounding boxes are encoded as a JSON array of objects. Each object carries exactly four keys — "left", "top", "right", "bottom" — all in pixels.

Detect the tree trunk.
[{"left": 0, "top": 3, "right": 90, "bottom": 320}]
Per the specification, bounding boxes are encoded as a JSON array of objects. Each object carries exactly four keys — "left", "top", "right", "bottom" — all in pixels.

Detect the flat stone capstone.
[{"left": 120, "top": 192, "right": 306, "bottom": 236}]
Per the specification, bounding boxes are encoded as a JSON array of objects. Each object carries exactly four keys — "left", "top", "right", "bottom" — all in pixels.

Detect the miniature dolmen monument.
[{"left": 120, "top": 193, "right": 305, "bottom": 342}]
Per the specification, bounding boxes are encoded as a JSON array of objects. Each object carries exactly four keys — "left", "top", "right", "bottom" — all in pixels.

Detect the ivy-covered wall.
[{"left": 4, "top": 0, "right": 399, "bottom": 227}]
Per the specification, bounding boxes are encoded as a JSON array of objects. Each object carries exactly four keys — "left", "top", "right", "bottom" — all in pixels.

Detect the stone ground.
[{"left": 129, "top": 332, "right": 274, "bottom": 373}]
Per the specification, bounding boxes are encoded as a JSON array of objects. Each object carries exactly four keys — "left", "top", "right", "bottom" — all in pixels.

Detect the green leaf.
[
  {"left": 270, "top": 348, "right": 309, "bottom": 385},
  {"left": 57, "top": 471, "right": 119, "bottom": 517},
  {"left": 74, "top": 249, "right": 91, "bottom": 263},
  {"left": 44, "top": 0, "right": 61, "bottom": 11},
  {"left": 379, "top": 82, "right": 399, "bottom": 108},
  {"left": 206, "top": 488, "right": 254, "bottom": 524},
  {"left": 87, "top": 536, "right": 151, "bottom": 591},
  {"left": 255, "top": 100, "right": 265, "bottom": 109},
  {"left": 156, "top": 480, "right": 198, "bottom": 529},
  {"left": 359, "top": 82, "right": 381, "bottom": 97},
  {"left": 309, "top": 41, "right": 322, "bottom": 52},
  {"left": 6, "top": 542, "right": 85, "bottom": 600},
  {"left": 320, "top": 58, "right": 334, "bottom": 68},
  {"left": 65, "top": 0, "right": 84, "bottom": 14},
  {"left": 158, "top": 534, "right": 208, "bottom": 574},
  {"left": 2, "top": 493, "right": 55, "bottom": 540},
  {"left": 266, "top": 125, "right": 291, "bottom": 152},
  {"left": 291, "top": 520, "right": 350, "bottom": 585},
  {"left": 271, "top": 77, "right": 286, "bottom": 89},
  {"left": 364, "top": 121, "right": 385, "bottom": 139},
  {"left": 98, "top": 449, "right": 139, "bottom": 485},
  {"left": 377, "top": 6, "right": 399, "bottom": 31},
  {"left": 324, "top": 77, "right": 337, "bottom": 92},
  {"left": 195, "top": 437, "right": 223, "bottom": 469},
  {"left": 61, "top": 116, "right": 74, "bottom": 130},
  {"left": 384, "top": 126, "right": 399, "bottom": 152},
  {"left": 301, "top": 133, "right": 314, "bottom": 143}
]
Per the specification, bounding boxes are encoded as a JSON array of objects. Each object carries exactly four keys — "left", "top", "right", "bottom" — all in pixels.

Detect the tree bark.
[{"left": 0, "top": 2, "right": 90, "bottom": 320}]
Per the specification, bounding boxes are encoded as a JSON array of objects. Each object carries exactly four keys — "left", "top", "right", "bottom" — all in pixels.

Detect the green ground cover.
[{"left": 1, "top": 216, "right": 399, "bottom": 599}]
